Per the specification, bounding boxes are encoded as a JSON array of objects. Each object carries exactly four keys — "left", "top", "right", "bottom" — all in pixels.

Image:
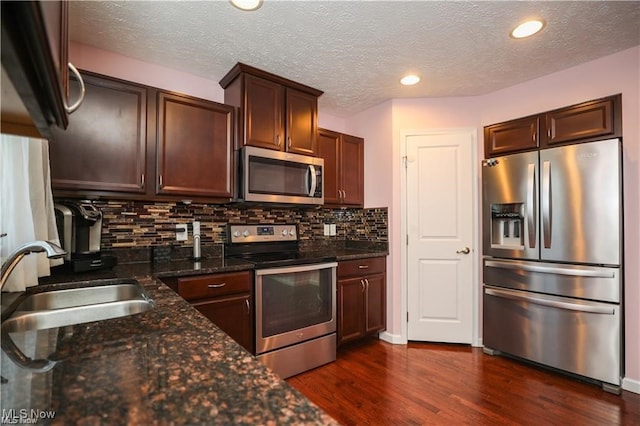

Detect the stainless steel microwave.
[{"left": 239, "top": 146, "right": 324, "bottom": 205}]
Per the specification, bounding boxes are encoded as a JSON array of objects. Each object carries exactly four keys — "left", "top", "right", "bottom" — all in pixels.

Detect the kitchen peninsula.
[{"left": 1, "top": 244, "right": 386, "bottom": 424}]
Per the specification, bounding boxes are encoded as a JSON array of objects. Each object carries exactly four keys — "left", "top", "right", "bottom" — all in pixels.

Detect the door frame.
[{"left": 400, "top": 128, "right": 481, "bottom": 347}]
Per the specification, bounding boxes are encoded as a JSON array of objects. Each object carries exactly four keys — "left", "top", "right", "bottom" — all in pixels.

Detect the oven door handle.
[{"left": 255, "top": 262, "right": 338, "bottom": 276}]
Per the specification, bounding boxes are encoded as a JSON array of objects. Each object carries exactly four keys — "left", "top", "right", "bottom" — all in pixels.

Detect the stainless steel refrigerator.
[{"left": 482, "top": 138, "right": 623, "bottom": 393}]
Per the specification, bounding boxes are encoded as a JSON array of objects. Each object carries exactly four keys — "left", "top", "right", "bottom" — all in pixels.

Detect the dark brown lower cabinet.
[
  {"left": 192, "top": 294, "right": 252, "bottom": 352},
  {"left": 337, "top": 257, "right": 386, "bottom": 346},
  {"left": 163, "top": 271, "right": 254, "bottom": 353}
]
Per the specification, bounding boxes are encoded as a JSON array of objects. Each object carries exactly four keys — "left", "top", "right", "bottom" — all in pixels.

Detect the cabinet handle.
[
  {"left": 360, "top": 279, "right": 366, "bottom": 293},
  {"left": 65, "top": 63, "right": 86, "bottom": 113},
  {"left": 207, "top": 283, "right": 226, "bottom": 288},
  {"left": 141, "top": 174, "right": 145, "bottom": 188},
  {"left": 159, "top": 175, "right": 163, "bottom": 188},
  {"left": 365, "top": 278, "right": 370, "bottom": 290},
  {"left": 358, "top": 265, "right": 369, "bottom": 269},
  {"left": 287, "top": 136, "right": 292, "bottom": 149},
  {"left": 532, "top": 132, "right": 536, "bottom": 142},
  {"left": 245, "top": 299, "right": 250, "bottom": 315},
  {"left": 276, "top": 134, "right": 281, "bottom": 147}
]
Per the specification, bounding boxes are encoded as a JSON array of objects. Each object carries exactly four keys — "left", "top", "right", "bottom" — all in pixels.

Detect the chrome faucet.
[{"left": 0, "top": 241, "right": 66, "bottom": 291}]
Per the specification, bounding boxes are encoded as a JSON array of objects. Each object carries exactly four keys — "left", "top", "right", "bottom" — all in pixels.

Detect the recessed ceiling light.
[
  {"left": 400, "top": 75, "right": 421, "bottom": 86},
  {"left": 511, "top": 19, "right": 545, "bottom": 39},
  {"left": 229, "top": 0, "right": 263, "bottom": 11}
]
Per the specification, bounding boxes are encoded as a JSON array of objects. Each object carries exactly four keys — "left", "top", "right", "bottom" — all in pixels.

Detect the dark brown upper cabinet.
[
  {"left": 484, "top": 94, "right": 622, "bottom": 158},
  {"left": 484, "top": 115, "right": 540, "bottom": 157},
  {"left": 220, "top": 63, "right": 323, "bottom": 156},
  {"left": 318, "top": 129, "right": 364, "bottom": 207},
  {"left": 544, "top": 95, "right": 621, "bottom": 147},
  {"left": 50, "top": 71, "right": 234, "bottom": 203},
  {"left": 50, "top": 72, "right": 148, "bottom": 195},
  {"left": 156, "top": 91, "right": 234, "bottom": 199}
]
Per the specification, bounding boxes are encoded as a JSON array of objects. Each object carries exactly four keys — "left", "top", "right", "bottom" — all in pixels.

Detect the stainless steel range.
[{"left": 226, "top": 224, "right": 337, "bottom": 378}]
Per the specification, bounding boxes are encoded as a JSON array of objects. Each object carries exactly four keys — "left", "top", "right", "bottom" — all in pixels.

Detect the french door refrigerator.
[{"left": 482, "top": 138, "right": 623, "bottom": 393}]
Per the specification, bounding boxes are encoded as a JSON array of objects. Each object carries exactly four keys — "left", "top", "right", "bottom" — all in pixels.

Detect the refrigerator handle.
[
  {"left": 484, "top": 259, "right": 616, "bottom": 278},
  {"left": 526, "top": 163, "right": 536, "bottom": 248},
  {"left": 485, "top": 287, "right": 615, "bottom": 315},
  {"left": 541, "top": 160, "right": 551, "bottom": 248}
]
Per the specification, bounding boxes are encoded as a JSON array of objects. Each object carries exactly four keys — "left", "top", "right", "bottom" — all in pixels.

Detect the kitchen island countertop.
[
  {"left": 1, "top": 258, "right": 339, "bottom": 425},
  {"left": 1, "top": 246, "right": 387, "bottom": 424}
]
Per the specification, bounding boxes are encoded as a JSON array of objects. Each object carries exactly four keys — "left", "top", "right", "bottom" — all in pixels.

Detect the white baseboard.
[
  {"left": 622, "top": 377, "right": 640, "bottom": 394},
  {"left": 378, "top": 331, "right": 407, "bottom": 345}
]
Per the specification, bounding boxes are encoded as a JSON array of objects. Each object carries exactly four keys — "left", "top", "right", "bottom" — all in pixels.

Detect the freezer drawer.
[
  {"left": 483, "top": 258, "right": 620, "bottom": 303},
  {"left": 483, "top": 285, "right": 621, "bottom": 386}
]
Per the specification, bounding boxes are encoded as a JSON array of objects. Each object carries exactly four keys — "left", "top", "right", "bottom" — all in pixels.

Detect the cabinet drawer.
[
  {"left": 338, "top": 257, "right": 386, "bottom": 278},
  {"left": 177, "top": 271, "right": 252, "bottom": 301}
]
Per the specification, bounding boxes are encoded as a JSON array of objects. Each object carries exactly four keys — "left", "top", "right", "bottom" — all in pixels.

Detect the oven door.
[{"left": 255, "top": 262, "right": 337, "bottom": 354}]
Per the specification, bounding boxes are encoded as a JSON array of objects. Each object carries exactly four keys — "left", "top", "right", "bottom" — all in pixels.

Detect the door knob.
[{"left": 456, "top": 247, "right": 470, "bottom": 254}]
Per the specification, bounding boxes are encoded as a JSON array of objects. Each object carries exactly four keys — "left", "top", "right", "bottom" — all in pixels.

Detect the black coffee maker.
[{"left": 54, "top": 201, "right": 109, "bottom": 272}]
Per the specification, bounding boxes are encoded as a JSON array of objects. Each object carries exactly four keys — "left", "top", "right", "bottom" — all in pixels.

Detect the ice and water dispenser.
[{"left": 490, "top": 203, "right": 524, "bottom": 249}]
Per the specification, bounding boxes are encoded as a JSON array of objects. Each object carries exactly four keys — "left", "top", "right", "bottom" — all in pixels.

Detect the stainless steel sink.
[{"left": 2, "top": 280, "right": 154, "bottom": 333}]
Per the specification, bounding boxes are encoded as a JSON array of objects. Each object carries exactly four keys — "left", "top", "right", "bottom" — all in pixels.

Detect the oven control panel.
[{"left": 228, "top": 224, "right": 298, "bottom": 243}]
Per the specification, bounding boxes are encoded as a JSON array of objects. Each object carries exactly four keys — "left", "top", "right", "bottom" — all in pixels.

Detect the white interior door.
[{"left": 405, "top": 130, "right": 476, "bottom": 343}]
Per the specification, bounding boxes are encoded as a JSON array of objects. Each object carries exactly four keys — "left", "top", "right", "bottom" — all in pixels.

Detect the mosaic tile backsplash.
[{"left": 86, "top": 200, "right": 388, "bottom": 250}]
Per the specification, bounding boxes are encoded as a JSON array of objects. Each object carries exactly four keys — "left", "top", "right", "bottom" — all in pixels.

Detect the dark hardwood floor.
[{"left": 287, "top": 338, "right": 640, "bottom": 425}]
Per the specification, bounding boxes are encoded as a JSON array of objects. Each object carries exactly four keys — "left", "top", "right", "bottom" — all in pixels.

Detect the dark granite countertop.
[{"left": 1, "top": 245, "right": 387, "bottom": 424}]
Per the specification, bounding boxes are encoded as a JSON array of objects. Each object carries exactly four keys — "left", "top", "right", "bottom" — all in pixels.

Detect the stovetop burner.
[{"left": 225, "top": 224, "right": 336, "bottom": 268}]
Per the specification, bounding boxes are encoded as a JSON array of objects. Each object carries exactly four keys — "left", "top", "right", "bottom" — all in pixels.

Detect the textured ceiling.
[{"left": 69, "top": 1, "right": 640, "bottom": 117}]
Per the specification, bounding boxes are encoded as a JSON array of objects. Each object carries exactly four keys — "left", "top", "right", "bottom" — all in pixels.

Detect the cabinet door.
[
  {"left": 285, "top": 88, "right": 318, "bottom": 156},
  {"left": 50, "top": 72, "right": 147, "bottom": 193},
  {"left": 317, "top": 129, "right": 341, "bottom": 204},
  {"left": 544, "top": 96, "right": 619, "bottom": 146},
  {"left": 484, "top": 115, "right": 540, "bottom": 157},
  {"left": 338, "top": 277, "right": 365, "bottom": 345},
  {"left": 244, "top": 74, "right": 284, "bottom": 150},
  {"left": 156, "top": 92, "right": 234, "bottom": 198},
  {"left": 192, "top": 294, "right": 253, "bottom": 353},
  {"left": 340, "top": 134, "right": 364, "bottom": 206},
  {"left": 364, "top": 273, "right": 386, "bottom": 334}
]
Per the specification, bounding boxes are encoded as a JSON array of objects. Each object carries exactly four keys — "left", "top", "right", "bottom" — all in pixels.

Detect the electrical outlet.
[
  {"left": 176, "top": 224, "right": 188, "bottom": 241},
  {"left": 324, "top": 224, "right": 330, "bottom": 236}
]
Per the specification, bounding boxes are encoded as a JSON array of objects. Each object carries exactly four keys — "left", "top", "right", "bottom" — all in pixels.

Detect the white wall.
[{"left": 350, "top": 46, "right": 640, "bottom": 390}]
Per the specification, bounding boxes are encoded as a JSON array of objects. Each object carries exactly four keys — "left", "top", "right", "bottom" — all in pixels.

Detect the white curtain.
[{"left": 0, "top": 133, "right": 63, "bottom": 292}]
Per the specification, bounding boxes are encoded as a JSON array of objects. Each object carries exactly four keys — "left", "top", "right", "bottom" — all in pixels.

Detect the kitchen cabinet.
[
  {"left": 49, "top": 71, "right": 234, "bottom": 203},
  {"left": 50, "top": 72, "right": 148, "bottom": 194},
  {"left": 544, "top": 94, "right": 621, "bottom": 146},
  {"left": 163, "top": 271, "right": 254, "bottom": 353},
  {"left": 156, "top": 91, "right": 234, "bottom": 198},
  {"left": 219, "top": 62, "right": 323, "bottom": 156},
  {"left": 1, "top": 1, "right": 76, "bottom": 139},
  {"left": 317, "top": 129, "right": 364, "bottom": 207},
  {"left": 484, "top": 115, "right": 540, "bottom": 157},
  {"left": 484, "top": 94, "right": 621, "bottom": 157},
  {"left": 337, "top": 257, "right": 386, "bottom": 346}
]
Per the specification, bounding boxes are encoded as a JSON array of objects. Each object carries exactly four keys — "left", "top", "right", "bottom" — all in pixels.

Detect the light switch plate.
[
  {"left": 324, "top": 224, "right": 330, "bottom": 236},
  {"left": 176, "top": 224, "right": 188, "bottom": 241},
  {"left": 329, "top": 224, "right": 337, "bottom": 236}
]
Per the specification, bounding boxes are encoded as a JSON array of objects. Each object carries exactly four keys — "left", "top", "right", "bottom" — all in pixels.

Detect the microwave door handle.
[{"left": 308, "top": 165, "right": 317, "bottom": 196}]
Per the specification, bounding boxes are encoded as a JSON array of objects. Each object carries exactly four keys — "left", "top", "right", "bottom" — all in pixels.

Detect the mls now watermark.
[{"left": 1, "top": 409, "right": 56, "bottom": 424}]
